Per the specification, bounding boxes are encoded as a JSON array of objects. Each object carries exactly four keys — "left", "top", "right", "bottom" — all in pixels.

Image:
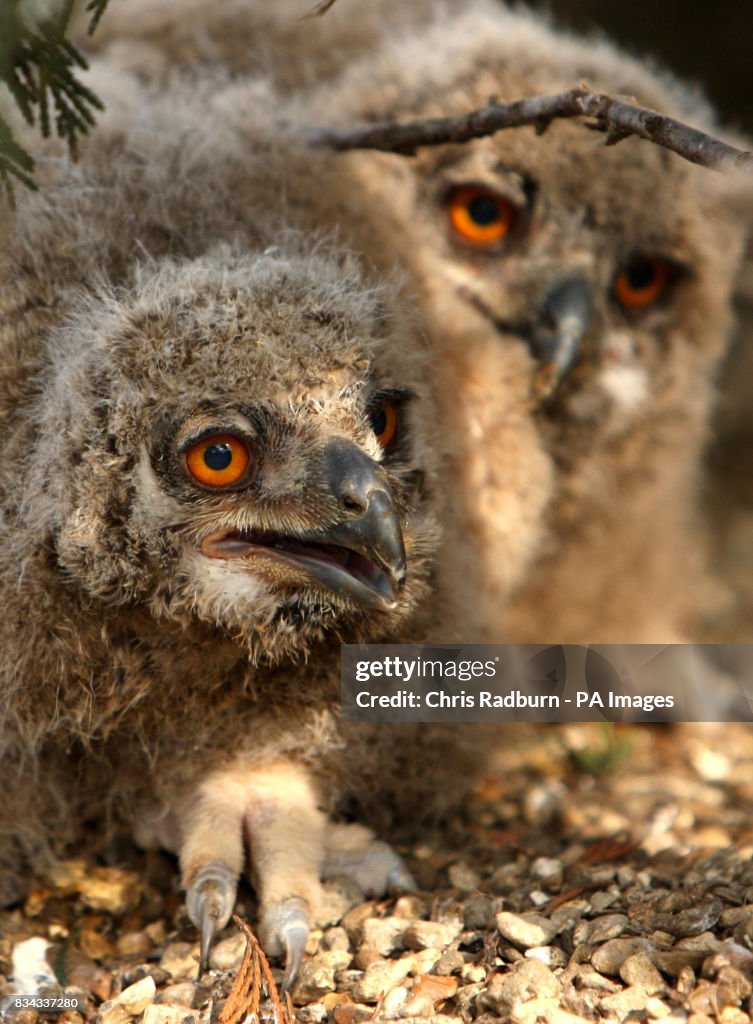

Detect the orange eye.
[
  {"left": 184, "top": 434, "right": 251, "bottom": 488},
  {"left": 447, "top": 185, "right": 516, "bottom": 246},
  {"left": 614, "top": 258, "right": 675, "bottom": 310},
  {"left": 370, "top": 401, "right": 399, "bottom": 449}
]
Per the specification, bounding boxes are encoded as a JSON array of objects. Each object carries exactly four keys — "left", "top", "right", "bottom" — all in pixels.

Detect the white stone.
[{"left": 115, "top": 975, "right": 156, "bottom": 1015}]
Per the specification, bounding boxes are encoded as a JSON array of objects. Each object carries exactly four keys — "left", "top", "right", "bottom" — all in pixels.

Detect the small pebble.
[
  {"left": 523, "top": 781, "right": 565, "bottom": 824},
  {"left": 60, "top": 947, "right": 112, "bottom": 1002},
  {"left": 115, "top": 932, "right": 152, "bottom": 958},
  {"left": 159, "top": 942, "right": 199, "bottom": 981},
  {"left": 144, "top": 921, "right": 167, "bottom": 946},
  {"left": 574, "top": 913, "right": 629, "bottom": 945},
  {"left": 620, "top": 952, "right": 666, "bottom": 994},
  {"left": 393, "top": 895, "right": 426, "bottom": 919},
  {"left": 297, "top": 1004, "right": 328, "bottom": 1023},
  {"left": 155, "top": 982, "right": 196, "bottom": 1008},
  {"left": 142, "top": 1007, "right": 197, "bottom": 1024},
  {"left": 115, "top": 975, "right": 156, "bottom": 1015},
  {"left": 496, "top": 911, "right": 559, "bottom": 949},
  {"left": 341, "top": 903, "right": 376, "bottom": 939},
  {"left": 646, "top": 997, "right": 673, "bottom": 1019},
  {"left": 590, "top": 890, "right": 620, "bottom": 913},
  {"left": 463, "top": 895, "right": 497, "bottom": 930},
  {"left": 412, "top": 948, "right": 443, "bottom": 974},
  {"left": 461, "top": 963, "right": 487, "bottom": 983},
  {"left": 323, "top": 926, "right": 351, "bottom": 952},
  {"left": 404, "top": 920, "right": 461, "bottom": 951},
  {"left": 352, "top": 954, "right": 416, "bottom": 1003},
  {"left": 434, "top": 951, "right": 465, "bottom": 976},
  {"left": 525, "top": 946, "right": 567, "bottom": 968},
  {"left": 354, "top": 946, "right": 384, "bottom": 970},
  {"left": 591, "top": 937, "right": 653, "bottom": 975},
  {"left": 648, "top": 899, "right": 723, "bottom": 938},
  {"left": 531, "top": 858, "right": 563, "bottom": 880},
  {"left": 476, "top": 958, "right": 559, "bottom": 1016},
  {"left": 447, "top": 863, "right": 481, "bottom": 892},
  {"left": 332, "top": 998, "right": 375, "bottom": 1024},
  {"left": 208, "top": 931, "right": 246, "bottom": 972},
  {"left": 11, "top": 937, "right": 57, "bottom": 992},
  {"left": 293, "top": 950, "right": 353, "bottom": 1004},
  {"left": 571, "top": 967, "right": 621, "bottom": 993},
  {"left": 98, "top": 1003, "right": 132, "bottom": 1024},
  {"left": 381, "top": 985, "right": 409, "bottom": 1019},
  {"left": 400, "top": 974, "right": 458, "bottom": 1017},
  {"left": 550, "top": 902, "right": 589, "bottom": 932},
  {"left": 80, "top": 929, "right": 115, "bottom": 961},
  {"left": 78, "top": 869, "right": 142, "bottom": 915},
  {"left": 359, "top": 917, "right": 406, "bottom": 956},
  {"left": 600, "top": 985, "right": 653, "bottom": 1017},
  {"left": 717, "top": 1010, "right": 749, "bottom": 1024}
]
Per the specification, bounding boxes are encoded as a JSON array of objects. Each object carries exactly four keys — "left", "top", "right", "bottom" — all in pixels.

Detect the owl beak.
[
  {"left": 314, "top": 438, "right": 407, "bottom": 609},
  {"left": 530, "top": 274, "right": 593, "bottom": 399}
]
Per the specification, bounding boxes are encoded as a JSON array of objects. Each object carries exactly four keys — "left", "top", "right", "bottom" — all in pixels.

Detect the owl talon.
[
  {"left": 184, "top": 860, "right": 238, "bottom": 975},
  {"left": 266, "top": 897, "right": 309, "bottom": 994}
]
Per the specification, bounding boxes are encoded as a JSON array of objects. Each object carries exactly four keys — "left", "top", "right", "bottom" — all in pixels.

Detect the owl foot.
[
  {"left": 322, "top": 821, "right": 416, "bottom": 894},
  {"left": 177, "top": 766, "right": 415, "bottom": 988},
  {"left": 185, "top": 863, "right": 310, "bottom": 990},
  {"left": 178, "top": 760, "right": 326, "bottom": 986}
]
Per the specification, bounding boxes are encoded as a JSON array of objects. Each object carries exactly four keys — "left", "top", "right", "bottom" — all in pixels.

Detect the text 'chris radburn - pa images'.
[{"left": 340, "top": 644, "right": 753, "bottom": 723}]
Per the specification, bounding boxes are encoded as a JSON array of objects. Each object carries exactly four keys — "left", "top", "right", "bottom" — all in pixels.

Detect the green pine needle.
[
  {"left": 0, "top": 114, "right": 37, "bottom": 203},
  {"left": 0, "top": 0, "right": 110, "bottom": 196},
  {"left": 86, "top": 0, "right": 110, "bottom": 34}
]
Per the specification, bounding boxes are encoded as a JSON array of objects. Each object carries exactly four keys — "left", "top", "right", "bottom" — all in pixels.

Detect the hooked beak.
[
  {"left": 462, "top": 274, "right": 593, "bottom": 402},
  {"left": 529, "top": 275, "right": 593, "bottom": 400},
  {"left": 200, "top": 439, "right": 407, "bottom": 611}
]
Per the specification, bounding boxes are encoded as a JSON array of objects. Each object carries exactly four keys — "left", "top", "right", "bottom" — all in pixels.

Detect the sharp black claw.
[
  {"left": 184, "top": 860, "right": 238, "bottom": 977},
  {"left": 277, "top": 898, "right": 310, "bottom": 995},
  {"left": 198, "top": 907, "right": 217, "bottom": 978}
]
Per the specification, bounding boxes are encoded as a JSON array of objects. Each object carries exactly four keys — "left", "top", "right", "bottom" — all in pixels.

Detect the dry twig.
[
  {"left": 219, "top": 916, "right": 294, "bottom": 1024},
  {"left": 312, "top": 86, "right": 753, "bottom": 175}
]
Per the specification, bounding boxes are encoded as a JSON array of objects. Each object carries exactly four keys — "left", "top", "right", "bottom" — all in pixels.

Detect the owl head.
[
  {"left": 25, "top": 246, "right": 437, "bottom": 659},
  {"left": 313, "top": 0, "right": 747, "bottom": 436}
]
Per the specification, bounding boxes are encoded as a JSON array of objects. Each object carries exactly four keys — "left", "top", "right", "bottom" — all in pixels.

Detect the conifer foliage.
[{"left": 0, "top": 0, "right": 109, "bottom": 197}]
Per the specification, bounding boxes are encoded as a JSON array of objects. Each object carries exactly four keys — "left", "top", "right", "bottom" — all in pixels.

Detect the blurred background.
[{"left": 542, "top": 0, "right": 753, "bottom": 135}]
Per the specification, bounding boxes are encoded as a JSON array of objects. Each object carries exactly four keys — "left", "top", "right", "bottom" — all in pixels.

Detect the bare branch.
[{"left": 311, "top": 87, "right": 753, "bottom": 175}]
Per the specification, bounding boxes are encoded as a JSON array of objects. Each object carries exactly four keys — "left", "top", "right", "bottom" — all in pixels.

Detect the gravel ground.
[{"left": 4, "top": 722, "right": 753, "bottom": 1024}]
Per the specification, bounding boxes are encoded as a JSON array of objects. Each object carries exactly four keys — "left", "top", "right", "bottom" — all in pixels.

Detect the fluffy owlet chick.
[
  {"left": 76, "top": 0, "right": 435, "bottom": 92},
  {"left": 0, "top": 65, "right": 454, "bottom": 984},
  {"left": 78, "top": 0, "right": 752, "bottom": 642},
  {"left": 292, "top": 0, "right": 751, "bottom": 642}
]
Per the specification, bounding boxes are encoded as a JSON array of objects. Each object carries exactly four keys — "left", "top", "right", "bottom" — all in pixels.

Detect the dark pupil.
[
  {"left": 204, "top": 442, "right": 233, "bottom": 471},
  {"left": 626, "top": 261, "right": 656, "bottom": 290},
  {"left": 371, "top": 408, "right": 388, "bottom": 436},
  {"left": 467, "top": 195, "right": 500, "bottom": 225}
]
